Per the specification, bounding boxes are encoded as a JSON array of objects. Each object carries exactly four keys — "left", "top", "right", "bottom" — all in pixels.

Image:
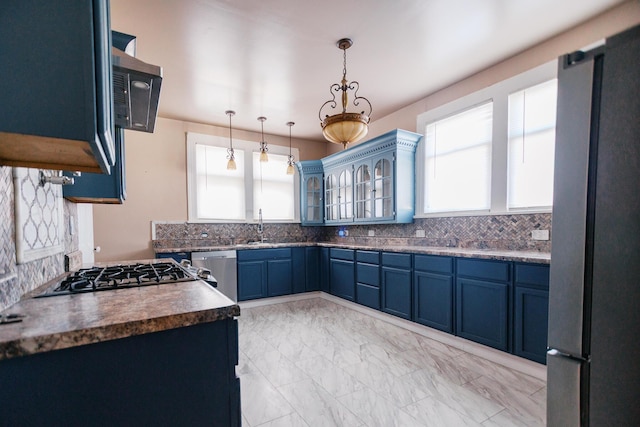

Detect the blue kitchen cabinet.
[
  {"left": 319, "top": 129, "right": 421, "bottom": 225},
  {"left": 381, "top": 252, "right": 412, "bottom": 319},
  {"left": 237, "top": 248, "right": 292, "bottom": 301},
  {"left": 513, "top": 263, "right": 549, "bottom": 364},
  {"left": 324, "top": 166, "right": 354, "bottom": 224},
  {"left": 304, "top": 246, "right": 321, "bottom": 292},
  {"left": 292, "top": 247, "right": 307, "bottom": 293},
  {"left": 356, "top": 250, "right": 381, "bottom": 310},
  {"left": 0, "top": 318, "right": 240, "bottom": 426},
  {"left": 413, "top": 254, "right": 455, "bottom": 333},
  {"left": 0, "top": 0, "right": 115, "bottom": 174},
  {"left": 329, "top": 248, "right": 355, "bottom": 301},
  {"left": 456, "top": 258, "right": 511, "bottom": 351},
  {"left": 155, "top": 251, "right": 191, "bottom": 264},
  {"left": 320, "top": 247, "right": 331, "bottom": 293},
  {"left": 296, "top": 160, "right": 324, "bottom": 225},
  {"left": 63, "top": 127, "right": 126, "bottom": 203}
]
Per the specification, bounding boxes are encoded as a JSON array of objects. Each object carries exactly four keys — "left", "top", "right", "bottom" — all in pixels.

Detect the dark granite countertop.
[
  {"left": 154, "top": 241, "right": 550, "bottom": 264},
  {"left": 0, "top": 274, "right": 240, "bottom": 361}
]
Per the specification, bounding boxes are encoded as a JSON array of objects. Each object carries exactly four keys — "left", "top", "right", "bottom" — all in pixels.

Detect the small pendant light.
[
  {"left": 258, "top": 116, "right": 269, "bottom": 162},
  {"left": 286, "top": 121, "right": 295, "bottom": 175},
  {"left": 225, "top": 110, "right": 236, "bottom": 170}
]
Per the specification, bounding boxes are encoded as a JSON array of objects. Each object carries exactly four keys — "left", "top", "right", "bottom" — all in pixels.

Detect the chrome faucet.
[{"left": 257, "top": 208, "right": 264, "bottom": 242}]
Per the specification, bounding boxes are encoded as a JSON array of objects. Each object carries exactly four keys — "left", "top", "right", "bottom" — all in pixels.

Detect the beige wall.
[
  {"left": 93, "top": 118, "right": 327, "bottom": 261},
  {"left": 94, "top": 1, "right": 640, "bottom": 261}
]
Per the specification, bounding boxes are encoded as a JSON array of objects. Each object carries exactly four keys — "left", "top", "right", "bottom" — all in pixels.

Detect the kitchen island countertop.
[
  {"left": 0, "top": 278, "right": 239, "bottom": 361},
  {"left": 154, "top": 241, "right": 551, "bottom": 264}
]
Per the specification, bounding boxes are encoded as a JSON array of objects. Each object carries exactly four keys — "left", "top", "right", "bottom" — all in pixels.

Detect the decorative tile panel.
[
  {"left": 1, "top": 165, "right": 79, "bottom": 312},
  {"left": 12, "top": 168, "right": 64, "bottom": 264}
]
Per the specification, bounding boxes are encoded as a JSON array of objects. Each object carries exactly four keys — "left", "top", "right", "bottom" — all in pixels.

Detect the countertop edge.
[
  {"left": 0, "top": 303, "right": 240, "bottom": 361},
  {"left": 154, "top": 242, "right": 550, "bottom": 264}
]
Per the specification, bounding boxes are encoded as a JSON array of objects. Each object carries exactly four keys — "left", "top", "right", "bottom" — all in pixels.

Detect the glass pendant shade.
[
  {"left": 226, "top": 154, "right": 236, "bottom": 170},
  {"left": 225, "top": 110, "right": 236, "bottom": 170},
  {"left": 259, "top": 148, "right": 268, "bottom": 162},
  {"left": 286, "top": 162, "right": 295, "bottom": 175},
  {"left": 258, "top": 116, "right": 268, "bottom": 162},
  {"left": 321, "top": 112, "right": 369, "bottom": 149}
]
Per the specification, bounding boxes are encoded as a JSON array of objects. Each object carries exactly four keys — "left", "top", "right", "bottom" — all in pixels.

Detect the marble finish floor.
[{"left": 237, "top": 298, "right": 546, "bottom": 427}]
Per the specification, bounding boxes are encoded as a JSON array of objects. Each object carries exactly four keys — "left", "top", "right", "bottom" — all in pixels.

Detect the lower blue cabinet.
[
  {"left": 413, "top": 255, "right": 454, "bottom": 333},
  {"left": 237, "top": 260, "right": 266, "bottom": 301},
  {"left": 237, "top": 248, "right": 292, "bottom": 301},
  {"left": 514, "top": 287, "right": 549, "bottom": 363},
  {"left": 456, "top": 277, "right": 510, "bottom": 351},
  {"left": 356, "top": 250, "right": 380, "bottom": 310},
  {"left": 330, "top": 248, "right": 355, "bottom": 301},
  {"left": 304, "top": 247, "right": 321, "bottom": 292},
  {"left": 155, "top": 251, "right": 191, "bottom": 263},
  {"left": 381, "top": 252, "right": 412, "bottom": 320},
  {"left": 513, "top": 263, "right": 549, "bottom": 364}
]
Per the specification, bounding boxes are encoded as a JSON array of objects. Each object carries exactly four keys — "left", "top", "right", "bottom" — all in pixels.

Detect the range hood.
[{"left": 111, "top": 31, "right": 162, "bottom": 133}]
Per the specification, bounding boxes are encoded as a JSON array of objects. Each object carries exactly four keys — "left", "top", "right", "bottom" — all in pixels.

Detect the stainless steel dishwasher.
[{"left": 191, "top": 251, "right": 237, "bottom": 302}]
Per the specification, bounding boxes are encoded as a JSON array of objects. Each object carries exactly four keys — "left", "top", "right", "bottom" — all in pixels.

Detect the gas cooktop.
[{"left": 36, "top": 261, "right": 197, "bottom": 297}]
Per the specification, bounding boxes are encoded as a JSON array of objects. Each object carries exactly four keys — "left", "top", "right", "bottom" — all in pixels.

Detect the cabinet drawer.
[
  {"left": 356, "top": 283, "right": 380, "bottom": 310},
  {"left": 382, "top": 252, "right": 411, "bottom": 269},
  {"left": 414, "top": 254, "right": 453, "bottom": 274},
  {"left": 457, "top": 258, "right": 510, "bottom": 282},
  {"left": 356, "top": 250, "right": 379, "bottom": 264},
  {"left": 330, "top": 248, "right": 355, "bottom": 261},
  {"left": 514, "top": 263, "right": 550, "bottom": 289},
  {"left": 237, "top": 248, "right": 291, "bottom": 261},
  {"left": 357, "top": 263, "right": 379, "bottom": 287}
]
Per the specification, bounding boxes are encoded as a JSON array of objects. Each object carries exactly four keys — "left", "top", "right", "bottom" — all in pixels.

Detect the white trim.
[
  {"left": 416, "top": 61, "right": 557, "bottom": 218},
  {"left": 238, "top": 292, "right": 546, "bottom": 381}
]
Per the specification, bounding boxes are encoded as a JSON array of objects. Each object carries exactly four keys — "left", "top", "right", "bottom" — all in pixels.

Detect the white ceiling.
[{"left": 110, "top": 0, "right": 623, "bottom": 141}]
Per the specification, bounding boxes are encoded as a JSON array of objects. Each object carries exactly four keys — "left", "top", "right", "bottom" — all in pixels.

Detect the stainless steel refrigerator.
[{"left": 547, "top": 24, "right": 640, "bottom": 426}]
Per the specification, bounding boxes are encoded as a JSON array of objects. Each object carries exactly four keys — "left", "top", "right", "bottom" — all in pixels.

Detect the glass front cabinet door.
[
  {"left": 296, "top": 160, "right": 324, "bottom": 225},
  {"left": 354, "top": 154, "right": 394, "bottom": 222}
]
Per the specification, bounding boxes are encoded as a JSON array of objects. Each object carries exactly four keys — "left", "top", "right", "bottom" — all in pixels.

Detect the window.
[
  {"left": 194, "top": 144, "right": 245, "bottom": 220},
  {"left": 507, "top": 80, "right": 557, "bottom": 209},
  {"left": 187, "top": 132, "right": 299, "bottom": 222},
  {"left": 424, "top": 102, "right": 493, "bottom": 212},
  {"left": 252, "top": 152, "right": 295, "bottom": 220},
  {"left": 416, "top": 61, "right": 557, "bottom": 216}
]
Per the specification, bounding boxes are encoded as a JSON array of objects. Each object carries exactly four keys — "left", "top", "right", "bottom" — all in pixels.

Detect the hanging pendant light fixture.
[
  {"left": 318, "top": 38, "right": 372, "bottom": 149},
  {"left": 286, "top": 121, "right": 295, "bottom": 175},
  {"left": 225, "top": 110, "right": 236, "bottom": 170},
  {"left": 257, "top": 116, "right": 269, "bottom": 162}
]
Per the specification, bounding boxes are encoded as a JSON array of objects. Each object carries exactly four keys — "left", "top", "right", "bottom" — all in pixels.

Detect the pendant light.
[
  {"left": 225, "top": 110, "right": 236, "bottom": 170},
  {"left": 286, "top": 121, "right": 295, "bottom": 175},
  {"left": 318, "top": 38, "right": 372, "bottom": 149},
  {"left": 258, "top": 116, "right": 268, "bottom": 162}
]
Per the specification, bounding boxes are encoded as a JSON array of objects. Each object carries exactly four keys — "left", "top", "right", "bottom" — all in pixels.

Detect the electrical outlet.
[
  {"left": 416, "top": 229, "right": 426, "bottom": 238},
  {"left": 368, "top": 229, "right": 375, "bottom": 237},
  {"left": 531, "top": 229, "right": 550, "bottom": 241}
]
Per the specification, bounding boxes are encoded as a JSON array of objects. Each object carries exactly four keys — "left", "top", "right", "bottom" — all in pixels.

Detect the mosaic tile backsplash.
[
  {"left": 0, "top": 167, "right": 79, "bottom": 311},
  {"left": 153, "top": 213, "right": 551, "bottom": 252}
]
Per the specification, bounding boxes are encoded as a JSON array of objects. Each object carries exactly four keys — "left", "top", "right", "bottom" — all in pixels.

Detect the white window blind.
[
  {"left": 195, "top": 144, "right": 245, "bottom": 220},
  {"left": 507, "top": 79, "right": 557, "bottom": 209},
  {"left": 252, "top": 152, "right": 295, "bottom": 221},
  {"left": 424, "top": 101, "right": 493, "bottom": 213}
]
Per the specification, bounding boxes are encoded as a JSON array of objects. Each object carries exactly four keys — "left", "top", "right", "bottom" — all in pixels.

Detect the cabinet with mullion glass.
[
  {"left": 324, "top": 166, "right": 354, "bottom": 224},
  {"left": 354, "top": 154, "right": 395, "bottom": 222},
  {"left": 296, "top": 160, "right": 324, "bottom": 225}
]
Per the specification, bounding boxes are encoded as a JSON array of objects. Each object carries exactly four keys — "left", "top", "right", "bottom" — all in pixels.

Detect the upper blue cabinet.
[
  {"left": 0, "top": 0, "right": 115, "bottom": 174},
  {"left": 297, "top": 129, "right": 422, "bottom": 226},
  {"left": 296, "top": 160, "right": 324, "bottom": 225}
]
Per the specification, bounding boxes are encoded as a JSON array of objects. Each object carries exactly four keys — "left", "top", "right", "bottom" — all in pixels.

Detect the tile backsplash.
[
  {"left": 152, "top": 213, "right": 551, "bottom": 252},
  {"left": 0, "top": 167, "right": 78, "bottom": 311}
]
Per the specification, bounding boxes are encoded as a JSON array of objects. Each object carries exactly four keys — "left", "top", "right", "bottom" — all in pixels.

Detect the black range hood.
[{"left": 111, "top": 31, "right": 162, "bottom": 133}]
